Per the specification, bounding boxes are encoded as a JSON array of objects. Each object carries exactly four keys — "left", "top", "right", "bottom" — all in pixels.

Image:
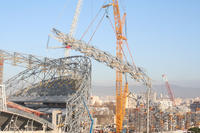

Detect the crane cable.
[
  {"left": 80, "top": 1, "right": 107, "bottom": 40},
  {"left": 119, "top": 0, "right": 127, "bottom": 13},
  {"left": 122, "top": 15, "right": 137, "bottom": 70},
  {"left": 80, "top": 7, "right": 102, "bottom": 40},
  {"left": 88, "top": 12, "right": 106, "bottom": 44},
  {"left": 53, "top": 0, "right": 70, "bottom": 28}
]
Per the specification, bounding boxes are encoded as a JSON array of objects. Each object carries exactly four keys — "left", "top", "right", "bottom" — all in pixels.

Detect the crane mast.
[
  {"left": 65, "top": 0, "right": 83, "bottom": 57},
  {"left": 111, "top": 0, "right": 128, "bottom": 132}
]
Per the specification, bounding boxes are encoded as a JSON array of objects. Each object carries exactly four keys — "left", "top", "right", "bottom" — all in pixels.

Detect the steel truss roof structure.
[{"left": 1, "top": 55, "right": 91, "bottom": 132}]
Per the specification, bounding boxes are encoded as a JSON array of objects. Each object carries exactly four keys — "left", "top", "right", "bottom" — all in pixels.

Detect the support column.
[
  {"left": 0, "top": 57, "right": 4, "bottom": 84},
  {"left": 0, "top": 56, "right": 6, "bottom": 111}
]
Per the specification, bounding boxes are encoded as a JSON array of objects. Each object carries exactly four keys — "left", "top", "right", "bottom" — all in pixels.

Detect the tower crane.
[
  {"left": 162, "top": 74, "right": 176, "bottom": 106},
  {"left": 103, "top": 0, "right": 129, "bottom": 132},
  {"left": 111, "top": 1, "right": 128, "bottom": 132}
]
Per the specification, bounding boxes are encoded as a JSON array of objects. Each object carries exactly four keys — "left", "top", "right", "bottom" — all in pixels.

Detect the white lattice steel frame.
[
  {"left": 51, "top": 28, "right": 152, "bottom": 88},
  {"left": 3, "top": 56, "right": 91, "bottom": 132}
]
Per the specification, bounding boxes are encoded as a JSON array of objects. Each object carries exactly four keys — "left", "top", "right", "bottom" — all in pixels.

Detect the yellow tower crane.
[
  {"left": 112, "top": 1, "right": 129, "bottom": 132},
  {"left": 103, "top": 0, "right": 129, "bottom": 132}
]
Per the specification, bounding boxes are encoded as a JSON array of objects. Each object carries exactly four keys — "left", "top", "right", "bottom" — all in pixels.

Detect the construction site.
[{"left": 0, "top": 0, "right": 200, "bottom": 133}]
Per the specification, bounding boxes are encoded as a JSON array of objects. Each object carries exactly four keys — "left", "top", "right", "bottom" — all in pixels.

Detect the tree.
[{"left": 188, "top": 127, "right": 200, "bottom": 133}]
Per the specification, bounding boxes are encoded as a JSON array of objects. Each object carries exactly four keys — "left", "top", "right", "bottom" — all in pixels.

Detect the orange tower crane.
[
  {"left": 103, "top": 0, "right": 129, "bottom": 132},
  {"left": 111, "top": 0, "right": 128, "bottom": 132}
]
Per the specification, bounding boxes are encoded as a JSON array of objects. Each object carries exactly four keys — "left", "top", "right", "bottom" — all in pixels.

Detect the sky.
[{"left": 0, "top": 0, "right": 200, "bottom": 96}]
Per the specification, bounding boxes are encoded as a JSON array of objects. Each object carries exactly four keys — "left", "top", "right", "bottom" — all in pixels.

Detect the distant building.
[
  {"left": 158, "top": 99, "right": 173, "bottom": 111},
  {"left": 190, "top": 101, "right": 200, "bottom": 112},
  {"left": 152, "top": 92, "right": 157, "bottom": 103},
  {"left": 92, "top": 107, "right": 114, "bottom": 126},
  {"left": 91, "top": 96, "right": 103, "bottom": 106},
  {"left": 174, "top": 97, "right": 183, "bottom": 106}
]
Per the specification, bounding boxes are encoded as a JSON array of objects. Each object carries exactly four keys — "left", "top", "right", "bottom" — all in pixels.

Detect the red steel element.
[
  {"left": 162, "top": 74, "right": 176, "bottom": 106},
  {"left": 7, "top": 101, "right": 46, "bottom": 117},
  {"left": 66, "top": 45, "right": 71, "bottom": 49}
]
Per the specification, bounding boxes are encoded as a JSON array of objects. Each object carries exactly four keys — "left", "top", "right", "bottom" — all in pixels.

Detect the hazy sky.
[{"left": 0, "top": 0, "right": 200, "bottom": 88}]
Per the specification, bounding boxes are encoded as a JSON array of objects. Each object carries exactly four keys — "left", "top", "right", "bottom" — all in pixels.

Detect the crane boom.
[
  {"left": 162, "top": 74, "right": 176, "bottom": 106},
  {"left": 69, "top": 0, "right": 83, "bottom": 37},
  {"left": 65, "top": 0, "right": 83, "bottom": 57}
]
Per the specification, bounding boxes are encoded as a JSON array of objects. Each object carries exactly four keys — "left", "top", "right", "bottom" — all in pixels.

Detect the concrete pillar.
[{"left": 52, "top": 110, "right": 62, "bottom": 132}]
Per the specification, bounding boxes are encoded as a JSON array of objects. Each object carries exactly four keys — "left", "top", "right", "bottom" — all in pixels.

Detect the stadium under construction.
[
  {"left": 0, "top": 52, "right": 92, "bottom": 132},
  {"left": 0, "top": 0, "right": 200, "bottom": 133}
]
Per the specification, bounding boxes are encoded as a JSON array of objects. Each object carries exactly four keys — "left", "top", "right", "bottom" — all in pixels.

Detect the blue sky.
[{"left": 0, "top": 0, "right": 200, "bottom": 89}]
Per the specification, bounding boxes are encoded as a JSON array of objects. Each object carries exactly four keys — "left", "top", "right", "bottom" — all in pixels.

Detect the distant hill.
[{"left": 91, "top": 83, "right": 200, "bottom": 98}]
